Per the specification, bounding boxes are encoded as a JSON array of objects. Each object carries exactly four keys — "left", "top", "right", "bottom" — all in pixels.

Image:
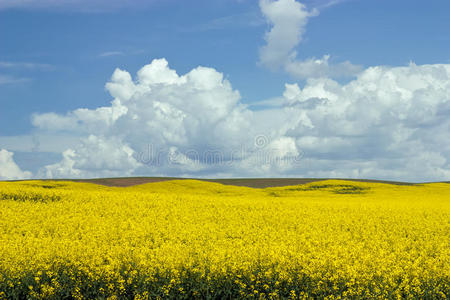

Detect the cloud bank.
[
  {"left": 32, "top": 58, "right": 304, "bottom": 179},
  {"left": 2, "top": 0, "right": 450, "bottom": 182},
  {"left": 27, "top": 58, "right": 450, "bottom": 181}
]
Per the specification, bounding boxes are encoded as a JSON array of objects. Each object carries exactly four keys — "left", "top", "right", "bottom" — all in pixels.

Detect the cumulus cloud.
[
  {"left": 0, "top": 149, "right": 32, "bottom": 180},
  {"left": 32, "top": 58, "right": 304, "bottom": 179},
  {"left": 259, "top": 0, "right": 316, "bottom": 69},
  {"left": 259, "top": 0, "right": 362, "bottom": 79},
  {"left": 30, "top": 58, "right": 450, "bottom": 181},
  {"left": 39, "top": 135, "right": 140, "bottom": 179},
  {"left": 283, "top": 62, "right": 450, "bottom": 181}
]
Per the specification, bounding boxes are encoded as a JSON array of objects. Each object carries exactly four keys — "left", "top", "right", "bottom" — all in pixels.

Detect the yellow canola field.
[{"left": 0, "top": 179, "right": 449, "bottom": 299}]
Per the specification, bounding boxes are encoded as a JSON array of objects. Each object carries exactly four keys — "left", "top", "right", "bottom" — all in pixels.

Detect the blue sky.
[{"left": 1, "top": 0, "right": 450, "bottom": 181}]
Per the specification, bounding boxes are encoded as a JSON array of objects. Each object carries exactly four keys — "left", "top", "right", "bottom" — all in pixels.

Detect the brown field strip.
[
  {"left": 71, "top": 177, "right": 417, "bottom": 188},
  {"left": 4, "top": 177, "right": 445, "bottom": 188}
]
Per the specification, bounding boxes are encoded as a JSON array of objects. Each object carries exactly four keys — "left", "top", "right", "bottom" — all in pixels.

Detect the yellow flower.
[{"left": 0, "top": 179, "right": 448, "bottom": 298}]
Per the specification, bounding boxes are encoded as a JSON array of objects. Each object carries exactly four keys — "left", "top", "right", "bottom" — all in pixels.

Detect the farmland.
[{"left": 0, "top": 179, "right": 449, "bottom": 299}]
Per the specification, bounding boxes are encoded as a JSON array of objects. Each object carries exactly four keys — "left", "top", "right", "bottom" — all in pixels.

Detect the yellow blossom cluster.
[{"left": 0, "top": 179, "right": 449, "bottom": 299}]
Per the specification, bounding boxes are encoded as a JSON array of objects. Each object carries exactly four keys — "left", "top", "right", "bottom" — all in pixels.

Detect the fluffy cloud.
[
  {"left": 30, "top": 58, "right": 450, "bottom": 181},
  {"left": 4, "top": 0, "right": 449, "bottom": 182},
  {"left": 283, "top": 62, "right": 450, "bottom": 181},
  {"left": 0, "top": 149, "right": 32, "bottom": 180},
  {"left": 39, "top": 135, "right": 140, "bottom": 179},
  {"left": 259, "top": 0, "right": 362, "bottom": 79},
  {"left": 259, "top": 0, "right": 316, "bottom": 69},
  {"left": 32, "top": 58, "right": 303, "bottom": 179}
]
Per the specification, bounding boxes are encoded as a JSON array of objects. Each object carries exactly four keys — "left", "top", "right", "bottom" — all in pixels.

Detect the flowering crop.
[{"left": 0, "top": 179, "right": 449, "bottom": 299}]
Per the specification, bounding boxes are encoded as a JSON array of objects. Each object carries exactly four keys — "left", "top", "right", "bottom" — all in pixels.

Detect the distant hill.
[{"left": 67, "top": 177, "right": 418, "bottom": 188}]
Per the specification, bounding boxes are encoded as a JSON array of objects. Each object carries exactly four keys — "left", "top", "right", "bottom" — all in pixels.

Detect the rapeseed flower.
[{"left": 0, "top": 179, "right": 448, "bottom": 298}]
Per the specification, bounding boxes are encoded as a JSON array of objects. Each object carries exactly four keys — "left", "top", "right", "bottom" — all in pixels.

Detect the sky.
[{"left": 1, "top": 0, "right": 450, "bottom": 181}]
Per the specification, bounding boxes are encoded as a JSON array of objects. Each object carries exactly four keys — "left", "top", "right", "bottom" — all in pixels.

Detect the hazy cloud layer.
[
  {"left": 0, "top": 74, "right": 30, "bottom": 85},
  {"left": 0, "top": 61, "right": 54, "bottom": 70},
  {"left": 0, "top": 0, "right": 157, "bottom": 12},
  {"left": 98, "top": 51, "right": 125, "bottom": 58},
  {"left": 182, "top": 11, "right": 265, "bottom": 33},
  {"left": 0, "top": 61, "right": 53, "bottom": 87}
]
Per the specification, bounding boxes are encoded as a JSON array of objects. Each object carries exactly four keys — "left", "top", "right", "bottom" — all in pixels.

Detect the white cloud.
[
  {"left": 284, "top": 55, "right": 362, "bottom": 79},
  {"left": 0, "top": 0, "right": 157, "bottom": 12},
  {"left": 312, "top": 0, "right": 350, "bottom": 10},
  {"left": 0, "top": 74, "right": 30, "bottom": 85},
  {"left": 99, "top": 51, "right": 125, "bottom": 57},
  {"left": 181, "top": 11, "right": 265, "bottom": 33},
  {"left": 259, "top": 0, "right": 362, "bottom": 79},
  {"left": 0, "top": 62, "right": 53, "bottom": 87},
  {"left": 32, "top": 58, "right": 302, "bottom": 179},
  {"left": 259, "top": 0, "right": 316, "bottom": 69},
  {"left": 283, "top": 62, "right": 450, "bottom": 181},
  {"left": 29, "top": 58, "right": 450, "bottom": 181},
  {"left": 0, "top": 61, "right": 54, "bottom": 70},
  {"left": 0, "top": 149, "right": 32, "bottom": 180},
  {"left": 0, "top": 134, "right": 82, "bottom": 153},
  {"left": 39, "top": 135, "right": 140, "bottom": 179}
]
